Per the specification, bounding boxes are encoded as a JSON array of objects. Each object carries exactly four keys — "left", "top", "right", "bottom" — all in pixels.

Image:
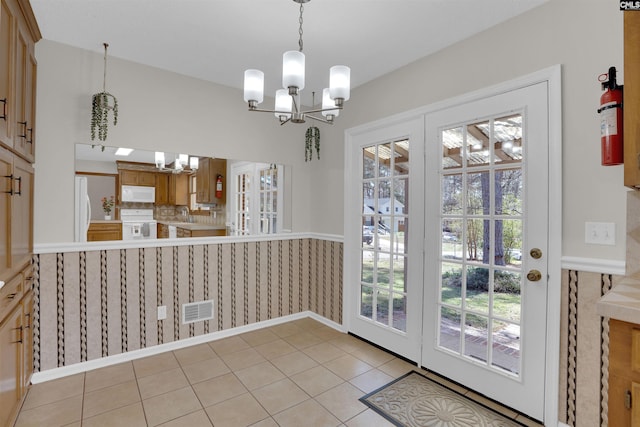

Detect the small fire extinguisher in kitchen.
[
  {"left": 215, "top": 175, "right": 223, "bottom": 198},
  {"left": 597, "top": 66, "right": 624, "bottom": 166}
]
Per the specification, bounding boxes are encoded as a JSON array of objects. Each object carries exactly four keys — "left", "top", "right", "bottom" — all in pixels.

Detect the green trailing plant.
[
  {"left": 305, "top": 126, "right": 320, "bottom": 161},
  {"left": 91, "top": 92, "right": 118, "bottom": 145}
]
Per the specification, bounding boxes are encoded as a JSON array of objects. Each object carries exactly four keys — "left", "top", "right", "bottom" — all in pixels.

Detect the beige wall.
[
  {"left": 314, "top": 0, "right": 628, "bottom": 262},
  {"left": 34, "top": 40, "right": 312, "bottom": 244}
]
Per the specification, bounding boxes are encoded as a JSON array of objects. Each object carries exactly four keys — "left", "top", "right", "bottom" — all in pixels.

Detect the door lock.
[
  {"left": 527, "top": 270, "right": 542, "bottom": 282},
  {"left": 530, "top": 248, "right": 542, "bottom": 259}
]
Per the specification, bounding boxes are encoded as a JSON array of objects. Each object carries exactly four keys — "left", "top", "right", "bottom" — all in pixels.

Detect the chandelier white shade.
[
  {"left": 243, "top": 0, "right": 350, "bottom": 125},
  {"left": 243, "top": 70, "right": 264, "bottom": 104}
]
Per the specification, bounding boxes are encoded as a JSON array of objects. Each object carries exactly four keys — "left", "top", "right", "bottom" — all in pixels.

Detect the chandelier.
[{"left": 243, "top": 0, "right": 350, "bottom": 125}]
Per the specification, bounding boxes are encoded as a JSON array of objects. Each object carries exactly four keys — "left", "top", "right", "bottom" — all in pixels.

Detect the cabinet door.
[
  {"left": 120, "top": 170, "right": 138, "bottom": 185},
  {"left": 0, "top": 0, "right": 14, "bottom": 148},
  {"left": 170, "top": 173, "right": 188, "bottom": 205},
  {"left": 138, "top": 171, "right": 155, "bottom": 186},
  {"left": 0, "top": 148, "right": 11, "bottom": 276},
  {"left": 210, "top": 159, "right": 226, "bottom": 202},
  {"left": 11, "top": 156, "right": 32, "bottom": 269},
  {"left": 12, "top": 23, "right": 27, "bottom": 156},
  {"left": 0, "top": 307, "right": 22, "bottom": 427},
  {"left": 155, "top": 173, "right": 169, "bottom": 205},
  {"left": 20, "top": 46, "right": 36, "bottom": 162}
]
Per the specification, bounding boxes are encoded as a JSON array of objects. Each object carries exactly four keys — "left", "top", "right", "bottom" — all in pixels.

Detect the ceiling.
[{"left": 30, "top": 0, "right": 547, "bottom": 106}]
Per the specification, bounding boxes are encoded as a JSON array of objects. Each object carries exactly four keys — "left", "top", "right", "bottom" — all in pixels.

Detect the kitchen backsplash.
[{"left": 154, "top": 205, "right": 226, "bottom": 226}]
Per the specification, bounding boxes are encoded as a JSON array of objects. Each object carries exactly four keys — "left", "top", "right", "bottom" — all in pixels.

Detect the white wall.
[
  {"left": 34, "top": 40, "right": 312, "bottom": 243},
  {"left": 313, "top": 0, "right": 628, "bottom": 261},
  {"left": 35, "top": 0, "right": 629, "bottom": 261}
]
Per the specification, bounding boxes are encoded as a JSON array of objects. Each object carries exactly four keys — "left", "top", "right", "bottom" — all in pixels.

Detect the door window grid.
[
  {"left": 438, "top": 113, "right": 524, "bottom": 377},
  {"left": 360, "top": 139, "right": 409, "bottom": 332}
]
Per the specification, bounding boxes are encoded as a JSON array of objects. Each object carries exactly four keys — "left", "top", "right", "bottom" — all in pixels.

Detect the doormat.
[{"left": 359, "top": 371, "right": 525, "bottom": 427}]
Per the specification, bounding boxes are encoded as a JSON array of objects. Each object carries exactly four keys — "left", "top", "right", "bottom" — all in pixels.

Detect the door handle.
[{"left": 527, "top": 270, "right": 542, "bottom": 282}]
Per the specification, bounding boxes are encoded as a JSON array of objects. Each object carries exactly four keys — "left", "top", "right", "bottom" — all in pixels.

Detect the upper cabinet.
[
  {"left": 0, "top": 0, "right": 41, "bottom": 163},
  {"left": 120, "top": 169, "right": 156, "bottom": 186},
  {"left": 625, "top": 12, "right": 640, "bottom": 188},
  {"left": 196, "top": 157, "right": 226, "bottom": 204}
]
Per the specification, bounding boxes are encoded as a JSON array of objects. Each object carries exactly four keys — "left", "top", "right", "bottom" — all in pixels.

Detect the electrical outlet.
[
  {"left": 585, "top": 222, "right": 616, "bottom": 246},
  {"left": 157, "top": 305, "right": 167, "bottom": 320}
]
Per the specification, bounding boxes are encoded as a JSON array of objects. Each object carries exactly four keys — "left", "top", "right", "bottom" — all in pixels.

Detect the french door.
[
  {"left": 345, "top": 117, "right": 425, "bottom": 362},
  {"left": 345, "top": 76, "right": 556, "bottom": 422},
  {"left": 422, "top": 81, "right": 549, "bottom": 420}
]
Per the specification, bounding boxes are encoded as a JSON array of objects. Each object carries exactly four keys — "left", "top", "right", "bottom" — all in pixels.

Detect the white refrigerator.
[{"left": 74, "top": 176, "right": 91, "bottom": 242}]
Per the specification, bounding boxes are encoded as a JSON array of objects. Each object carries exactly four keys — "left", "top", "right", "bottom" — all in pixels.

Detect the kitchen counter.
[
  {"left": 597, "top": 277, "right": 640, "bottom": 324},
  {"left": 157, "top": 221, "right": 226, "bottom": 238},
  {"left": 91, "top": 219, "right": 122, "bottom": 223}
]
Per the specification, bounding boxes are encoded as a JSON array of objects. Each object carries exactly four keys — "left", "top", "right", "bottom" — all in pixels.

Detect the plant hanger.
[{"left": 90, "top": 42, "right": 118, "bottom": 149}]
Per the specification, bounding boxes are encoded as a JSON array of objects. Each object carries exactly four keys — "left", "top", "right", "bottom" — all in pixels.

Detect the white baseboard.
[
  {"left": 557, "top": 422, "right": 570, "bottom": 427},
  {"left": 31, "top": 311, "right": 345, "bottom": 384}
]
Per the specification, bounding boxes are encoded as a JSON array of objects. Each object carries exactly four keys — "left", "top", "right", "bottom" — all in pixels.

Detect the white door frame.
[{"left": 343, "top": 65, "right": 561, "bottom": 424}]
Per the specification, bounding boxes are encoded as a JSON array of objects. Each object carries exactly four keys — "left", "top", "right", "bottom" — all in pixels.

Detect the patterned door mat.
[{"left": 359, "top": 371, "right": 526, "bottom": 427}]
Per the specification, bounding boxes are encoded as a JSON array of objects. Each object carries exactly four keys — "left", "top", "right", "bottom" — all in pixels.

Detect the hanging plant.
[
  {"left": 91, "top": 92, "right": 118, "bottom": 143},
  {"left": 305, "top": 126, "right": 320, "bottom": 161},
  {"left": 90, "top": 43, "right": 118, "bottom": 150}
]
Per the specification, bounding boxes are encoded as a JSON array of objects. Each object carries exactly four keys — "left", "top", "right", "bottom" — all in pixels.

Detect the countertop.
[
  {"left": 597, "top": 277, "right": 640, "bottom": 324},
  {"left": 90, "top": 219, "right": 122, "bottom": 224},
  {"left": 157, "top": 220, "right": 226, "bottom": 231}
]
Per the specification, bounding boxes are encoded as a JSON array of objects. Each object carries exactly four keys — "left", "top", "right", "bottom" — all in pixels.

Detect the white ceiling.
[{"left": 30, "top": 0, "right": 547, "bottom": 106}]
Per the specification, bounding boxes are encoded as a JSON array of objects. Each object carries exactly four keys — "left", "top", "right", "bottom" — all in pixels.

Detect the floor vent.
[{"left": 182, "top": 300, "right": 214, "bottom": 324}]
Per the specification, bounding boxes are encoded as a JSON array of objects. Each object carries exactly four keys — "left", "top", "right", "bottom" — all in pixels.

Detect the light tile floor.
[{"left": 14, "top": 318, "right": 542, "bottom": 427}]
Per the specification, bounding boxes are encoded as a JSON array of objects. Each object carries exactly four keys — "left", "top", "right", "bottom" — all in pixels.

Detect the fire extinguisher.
[
  {"left": 597, "top": 66, "right": 624, "bottom": 166},
  {"left": 215, "top": 175, "right": 223, "bottom": 198}
]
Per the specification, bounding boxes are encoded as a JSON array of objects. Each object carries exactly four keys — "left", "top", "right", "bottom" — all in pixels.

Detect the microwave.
[{"left": 121, "top": 185, "right": 155, "bottom": 203}]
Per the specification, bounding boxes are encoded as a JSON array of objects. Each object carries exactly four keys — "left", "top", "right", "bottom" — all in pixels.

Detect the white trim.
[
  {"left": 561, "top": 256, "right": 625, "bottom": 276},
  {"left": 34, "top": 232, "right": 344, "bottom": 254},
  {"left": 31, "top": 311, "right": 345, "bottom": 384}
]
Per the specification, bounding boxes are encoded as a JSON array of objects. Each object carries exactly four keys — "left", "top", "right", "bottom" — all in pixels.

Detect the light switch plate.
[
  {"left": 157, "top": 305, "right": 167, "bottom": 320},
  {"left": 585, "top": 222, "right": 616, "bottom": 245}
]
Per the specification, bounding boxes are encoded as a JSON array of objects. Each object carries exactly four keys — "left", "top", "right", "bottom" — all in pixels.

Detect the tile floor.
[{"left": 14, "top": 317, "right": 541, "bottom": 427}]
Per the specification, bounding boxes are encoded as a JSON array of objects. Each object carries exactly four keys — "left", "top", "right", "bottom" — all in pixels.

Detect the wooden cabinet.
[
  {"left": 196, "top": 157, "right": 226, "bottom": 204},
  {"left": 176, "top": 227, "right": 225, "bottom": 238},
  {"left": 155, "top": 173, "right": 169, "bottom": 204},
  {"left": 0, "top": 147, "right": 33, "bottom": 280},
  {"left": 0, "top": 266, "right": 33, "bottom": 427},
  {"left": 157, "top": 222, "right": 169, "bottom": 238},
  {"left": 87, "top": 221, "right": 122, "bottom": 241},
  {"left": 120, "top": 169, "right": 155, "bottom": 187},
  {"left": 155, "top": 173, "right": 188, "bottom": 206},
  {"left": 0, "top": 2, "right": 37, "bottom": 424},
  {"left": 169, "top": 173, "right": 188, "bottom": 205},
  {"left": 0, "top": 0, "right": 40, "bottom": 162},
  {"left": 624, "top": 12, "right": 640, "bottom": 187},
  {"left": 609, "top": 319, "right": 640, "bottom": 426}
]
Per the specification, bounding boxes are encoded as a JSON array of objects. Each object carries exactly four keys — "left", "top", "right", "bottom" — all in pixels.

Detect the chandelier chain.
[{"left": 298, "top": 3, "right": 304, "bottom": 52}]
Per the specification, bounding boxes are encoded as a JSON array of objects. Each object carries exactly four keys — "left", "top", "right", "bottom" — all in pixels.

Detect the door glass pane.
[
  {"left": 361, "top": 286, "right": 373, "bottom": 320},
  {"left": 464, "top": 313, "right": 488, "bottom": 363},
  {"left": 440, "top": 307, "right": 461, "bottom": 353},
  {"left": 360, "top": 139, "right": 410, "bottom": 332},
  {"left": 442, "top": 126, "right": 463, "bottom": 170},
  {"left": 437, "top": 113, "right": 524, "bottom": 378}
]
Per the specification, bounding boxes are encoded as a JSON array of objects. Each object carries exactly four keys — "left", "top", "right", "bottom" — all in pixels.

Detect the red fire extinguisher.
[
  {"left": 215, "top": 175, "right": 223, "bottom": 198},
  {"left": 597, "top": 66, "right": 624, "bottom": 166}
]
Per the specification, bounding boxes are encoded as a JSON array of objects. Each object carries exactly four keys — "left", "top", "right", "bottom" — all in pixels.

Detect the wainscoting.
[
  {"left": 32, "top": 235, "right": 622, "bottom": 427},
  {"left": 559, "top": 269, "right": 622, "bottom": 427},
  {"left": 33, "top": 237, "right": 343, "bottom": 374}
]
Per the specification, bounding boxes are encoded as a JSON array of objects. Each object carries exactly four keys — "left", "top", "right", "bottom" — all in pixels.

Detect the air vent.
[{"left": 182, "top": 300, "right": 214, "bottom": 324}]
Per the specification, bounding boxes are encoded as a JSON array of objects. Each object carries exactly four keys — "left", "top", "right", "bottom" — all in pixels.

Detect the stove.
[{"left": 120, "top": 209, "right": 157, "bottom": 240}]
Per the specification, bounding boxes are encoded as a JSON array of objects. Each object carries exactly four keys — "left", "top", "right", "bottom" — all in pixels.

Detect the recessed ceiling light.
[{"left": 115, "top": 147, "right": 133, "bottom": 156}]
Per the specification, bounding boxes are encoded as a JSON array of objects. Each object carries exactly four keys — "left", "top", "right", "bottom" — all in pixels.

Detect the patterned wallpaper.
[{"left": 33, "top": 238, "right": 343, "bottom": 373}]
